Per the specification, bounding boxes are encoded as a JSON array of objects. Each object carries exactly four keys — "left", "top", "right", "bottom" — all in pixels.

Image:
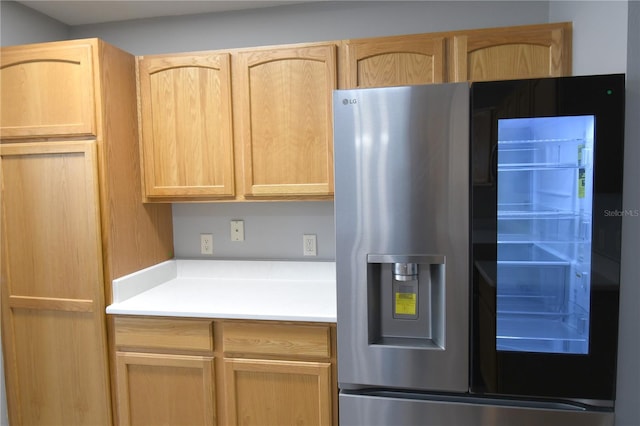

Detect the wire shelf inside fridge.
[
  {"left": 497, "top": 135, "right": 591, "bottom": 171},
  {"left": 497, "top": 137, "right": 585, "bottom": 145},
  {"left": 497, "top": 316, "right": 588, "bottom": 354},
  {"left": 498, "top": 163, "right": 581, "bottom": 171},
  {"left": 498, "top": 203, "right": 578, "bottom": 219}
]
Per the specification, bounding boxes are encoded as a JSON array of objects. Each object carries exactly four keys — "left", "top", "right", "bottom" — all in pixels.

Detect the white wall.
[
  {"left": 172, "top": 202, "right": 336, "bottom": 260},
  {"left": 615, "top": 3, "right": 640, "bottom": 425},
  {"left": 0, "top": 1, "right": 69, "bottom": 46},
  {"left": 549, "top": 0, "right": 628, "bottom": 74},
  {"left": 69, "top": 1, "right": 550, "bottom": 55}
]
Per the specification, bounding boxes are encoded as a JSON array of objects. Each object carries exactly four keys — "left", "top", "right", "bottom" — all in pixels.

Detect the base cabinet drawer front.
[
  {"left": 116, "top": 352, "right": 216, "bottom": 426},
  {"left": 222, "top": 321, "right": 332, "bottom": 359},
  {"left": 114, "top": 317, "right": 214, "bottom": 353},
  {"left": 224, "top": 358, "right": 332, "bottom": 426}
]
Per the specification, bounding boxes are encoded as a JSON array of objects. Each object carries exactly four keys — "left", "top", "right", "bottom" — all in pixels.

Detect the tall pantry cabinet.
[{"left": 0, "top": 38, "right": 174, "bottom": 425}]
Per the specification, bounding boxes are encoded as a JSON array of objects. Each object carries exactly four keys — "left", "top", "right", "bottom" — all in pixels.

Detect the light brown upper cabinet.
[
  {"left": 135, "top": 23, "right": 569, "bottom": 202},
  {"left": 137, "top": 53, "right": 235, "bottom": 200},
  {"left": 451, "top": 22, "right": 572, "bottom": 82},
  {"left": 341, "top": 34, "right": 446, "bottom": 88},
  {"left": 1, "top": 41, "right": 96, "bottom": 139},
  {"left": 234, "top": 43, "right": 337, "bottom": 199}
]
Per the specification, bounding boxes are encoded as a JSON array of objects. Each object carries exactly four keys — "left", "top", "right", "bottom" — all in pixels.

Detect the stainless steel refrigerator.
[{"left": 333, "top": 75, "right": 624, "bottom": 426}]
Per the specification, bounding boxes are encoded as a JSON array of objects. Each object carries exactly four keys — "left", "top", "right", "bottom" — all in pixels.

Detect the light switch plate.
[{"left": 230, "top": 220, "right": 244, "bottom": 241}]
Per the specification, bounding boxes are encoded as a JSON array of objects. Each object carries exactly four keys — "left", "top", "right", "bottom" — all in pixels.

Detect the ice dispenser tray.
[{"left": 367, "top": 254, "right": 446, "bottom": 349}]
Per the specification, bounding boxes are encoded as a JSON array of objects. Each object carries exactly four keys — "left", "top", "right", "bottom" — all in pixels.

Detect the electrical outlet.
[
  {"left": 303, "top": 234, "right": 317, "bottom": 256},
  {"left": 200, "top": 233, "right": 213, "bottom": 255},
  {"left": 230, "top": 220, "right": 244, "bottom": 242}
]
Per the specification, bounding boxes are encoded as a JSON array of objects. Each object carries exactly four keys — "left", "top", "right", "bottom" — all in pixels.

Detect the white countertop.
[{"left": 106, "top": 259, "right": 337, "bottom": 323}]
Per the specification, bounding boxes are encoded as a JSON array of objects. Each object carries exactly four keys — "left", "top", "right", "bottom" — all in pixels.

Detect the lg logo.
[{"left": 342, "top": 98, "right": 357, "bottom": 105}]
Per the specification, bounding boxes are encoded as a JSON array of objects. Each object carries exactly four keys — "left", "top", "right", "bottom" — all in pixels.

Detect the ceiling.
[{"left": 15, "top": 1, "right": 315, "bottom": 26}]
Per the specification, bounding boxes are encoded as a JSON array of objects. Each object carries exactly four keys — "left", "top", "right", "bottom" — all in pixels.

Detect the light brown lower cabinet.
[
  {"left": 114, "top": 317, "right": 337, "bottom": 426},
  {"left": 116, "top": 352, "right": 216, "bottom": 426}
]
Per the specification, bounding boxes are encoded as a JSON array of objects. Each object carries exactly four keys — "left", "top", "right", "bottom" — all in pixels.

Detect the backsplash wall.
[{"left": 172, "top": 201, "right": 335, "bottom": 260}]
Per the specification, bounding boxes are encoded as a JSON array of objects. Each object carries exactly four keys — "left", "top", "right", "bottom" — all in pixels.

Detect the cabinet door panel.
[
  {"left": 452, "top": 23, "right": 571, "bottom": 82},
  {"left": 224, "top": 358, "right": 332, "bottom": 426},
  {"left": 1, "top": 142, "right": 103, "bottom": 300},
  {"left": 236, "top": 45, "right": 336, "bottom": 197},
  {"left": 344, "top": 35, "right": 446, "bottom": 88},
  {"left": 138, "top": 53, "right": 234, "bottom": 199},
  {"left": 0, "top": 141, "right": 111, "bottom": 425},
  {"left": 116, "top": 352, "right": 216, "bottom": 426},
  {"left": 9, "top": 310, "right": 110, "bottom": 425},
  {"left": 0, "top": 42, "right": 96, "bottom": 138}
]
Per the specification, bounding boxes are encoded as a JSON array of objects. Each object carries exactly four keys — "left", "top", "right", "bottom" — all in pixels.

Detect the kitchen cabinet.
[
  {"left": 137, "top": 42, "right": 336, "bottom": 202},
  {"left": 114, "top": 317, "right": 216, "bottom": 426},
  {"left": 136, "top": 23, "right": 569, "bottom": 201},
  {"left": 0, "top": 141, "right": 111, "bottom": 425},
  {"left": 234, "top": 43, "right": 337, "bottom": 199},
  {"left": 137, "top": 53, "right": 235, "bottom": 200},
  {"left": 340, "top": 22, "right": 571, "bottom": 89},
  {"left": 112, "top": 317, "right": 337, "bottom": 426},
  {"left": 341, "top": 33, "right": 446, "bottom": 88},
  {"left": 451, "top": 22, "right": 572, "bottom": 82},
  {"left": 0, "top": 39, "right": 174, "bottom": 426},
  {"left": 221, "top": 321, "right": 336, "bottom": 426},
  {"left": 0, "top": 41, "right": 96, "bottom": 138}
]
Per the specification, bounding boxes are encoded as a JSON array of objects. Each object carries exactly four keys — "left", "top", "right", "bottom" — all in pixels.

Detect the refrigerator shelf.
[
  {"left": 498, "top": 236, "right": 588, "bottom": 243},
  {"left": 497, "top": 317, "right": 587, "bottom": 354},
  {"left": 498, "top": 137, "right": 585, "bottom": 145},
  {"left": 498, "top": 163, "right": 581, "bottom": 171},
  {"left": 498, "top": 210, "right": 578, "bottom": 219},
  {"left": 497, "top": 296, "right": 588, "bottom": 316},
  {"left": 497, "top": 243, "right": 569, "bottom": 262}
]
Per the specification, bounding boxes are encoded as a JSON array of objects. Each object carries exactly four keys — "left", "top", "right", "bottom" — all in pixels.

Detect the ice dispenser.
[{"left": 367, "top": 254, "right": 445, "bottom": 348}]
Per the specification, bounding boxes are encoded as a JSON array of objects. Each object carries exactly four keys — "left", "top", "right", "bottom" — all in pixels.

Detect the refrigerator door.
[
  {"left": 470, "top": 74, "right": 625, "bottom": 402},
  {"left": 333, "top": 83, "right": 469, "bottom": 392}
]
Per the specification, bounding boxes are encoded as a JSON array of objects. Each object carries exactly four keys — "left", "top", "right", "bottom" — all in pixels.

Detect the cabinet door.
[
  {"left": 235, "top": 44, "right": 336, "bottom": 198},
  {"left": 138, "top": 53, "right": 235, "bottom": 199},
  {"left": 116, "top": 352, "right": 216, "bottom": 426},
  {"left": 224, "top": 358, "right": 332, "bottom": 426},
  {"left": 0, "top": 41, "right": 96, "bottom": 139},
  {"left": 0, "top": 141, "right": 111, "bottom": 425},
  {"left": 343, "top": 34, "right": 446, "bottom": 88},
  {"left": 452, "top": 22, "right": 572, "bottom": 82}
]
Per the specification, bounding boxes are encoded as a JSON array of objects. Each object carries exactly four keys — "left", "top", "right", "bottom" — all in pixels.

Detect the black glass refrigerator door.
[{"left": 470, "top": 74, "right": 625, "bottom": 403}]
